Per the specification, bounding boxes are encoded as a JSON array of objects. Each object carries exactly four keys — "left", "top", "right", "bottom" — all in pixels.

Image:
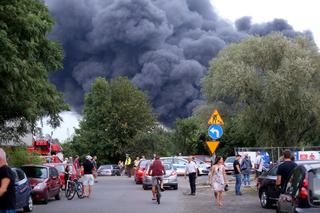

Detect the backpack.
[{"left": 241, "top": 160, "right": 247, "bottom": 170}]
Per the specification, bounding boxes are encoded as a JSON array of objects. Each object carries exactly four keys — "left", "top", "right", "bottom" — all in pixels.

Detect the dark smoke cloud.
[{"left": 45, "top": 0, "right": 312, "bottom": 124}]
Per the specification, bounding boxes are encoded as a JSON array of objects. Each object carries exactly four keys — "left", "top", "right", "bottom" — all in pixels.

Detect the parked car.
[
  {"left": 44, "top": 163, "right": 79, "bottom": 188},
  {"left": 97, "top": 164, "right": 120, "bottom": 176},
  {"left": 277, "top": 162, "right": 320, "bottom": 213},
  {"left": 161, "top": 157, "right": 187, "bottom": 176},
  {"left": 12, "top": 168, "right": 33, "bottom": 212},
  {"left": 134, "top": 160, "right": 150, "bottom": 184},
  {"left": 193, "top": 158, "right": 210, "bottom": 175},
  {"left": 21, "top": 165, "right": 61, "bottom": 204},
  {"left": 193, "top": 155, "right": 212, "bottom": 166},
  {"left": 224, "top": 156, "right": 235, "bottom": 174},
  {"left": 143, "top": 163, "right": 178, "bottom": 190},
  {"left": 257, "top": 160, "right": 320, "bottom": 209}
]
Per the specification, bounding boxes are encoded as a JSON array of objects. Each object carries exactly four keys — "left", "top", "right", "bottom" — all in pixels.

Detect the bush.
[{"left": 6, "top": 147, "right": 43, "bottom": 167}]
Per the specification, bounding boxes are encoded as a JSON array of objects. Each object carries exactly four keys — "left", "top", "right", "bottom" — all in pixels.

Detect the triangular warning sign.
[
  {"left": 206, "top": 141, "right": 220, "bottom": 154},
  {"left": 208, "top": 109, "right": 224, "bottom": 125}
]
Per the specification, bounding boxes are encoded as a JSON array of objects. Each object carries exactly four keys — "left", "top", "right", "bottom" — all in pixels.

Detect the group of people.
[{"left": 118, "top": 154, "right": 146, "bottom": 177}]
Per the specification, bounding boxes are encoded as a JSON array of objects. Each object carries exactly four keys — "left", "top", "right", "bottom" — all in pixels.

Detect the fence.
[{"left": 234, "top": 146, "right": 320, "bottom": 163}]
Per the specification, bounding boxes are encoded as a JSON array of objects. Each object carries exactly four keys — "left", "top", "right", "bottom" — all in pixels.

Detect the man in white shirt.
[
  {"left": 255, "top": 152, "right": 264, "bottom": 179},
  {"left": 184, "top": 156, "right": 198, "bottom": 195}
]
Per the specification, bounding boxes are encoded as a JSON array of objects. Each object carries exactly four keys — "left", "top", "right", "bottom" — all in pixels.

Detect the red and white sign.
[{"left": 298, "top": 151, "right": 320, "bottom": 160}]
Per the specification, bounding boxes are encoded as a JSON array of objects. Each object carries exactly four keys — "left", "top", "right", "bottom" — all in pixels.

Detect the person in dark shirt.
[
  {"left": 0, "top": 148, "right": 16, "bottom": 213},
  {"left": 83, "top": 156, "right": 94, "bottom": 198},
  {"left": 233, "top": 154, "right": 242, "bottom": 195},
  {"left": 276, "top": 150, "right": 297, "bottom": 192}
]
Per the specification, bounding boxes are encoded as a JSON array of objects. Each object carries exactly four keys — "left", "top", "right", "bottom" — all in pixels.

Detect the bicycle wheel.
[
  {"left": 156, "top": 180, "right": 161, "bottom": 204},
  {"left": 66, "top": 181, "right": 76, "bottom": 200},
  {"left": 76, "top": 182, "right": 85, "bottom": 199}
]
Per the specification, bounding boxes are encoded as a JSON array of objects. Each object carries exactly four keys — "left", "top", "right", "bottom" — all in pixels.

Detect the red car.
[
  {"left": 21, "top": 165, "right": 61, "bottom": 204},
  {"left": 44, "top": 163, "right": 79, "bottom": 188},
  {"left": 134, "top": 160, "right": 150, "bottom": 184}
]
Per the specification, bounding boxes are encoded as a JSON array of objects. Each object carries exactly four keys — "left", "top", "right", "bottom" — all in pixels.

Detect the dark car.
[
  {"left": 257, "top": 160, "right": 320, "bottom": 209},
  {"left": 12, "top": 168, "right": 33, "bottom": 212},
  {"left": 97, "top": 164, "right": 121, "bottom": 176},
  {"left": 134, "top": 160, "right": 150, "bottom": 184},
  {"left": 22, "top": 165, "right": 61, "bottom": 204},
  {"left": 277, "top": 162, "right": 320, "bottom": 213}
]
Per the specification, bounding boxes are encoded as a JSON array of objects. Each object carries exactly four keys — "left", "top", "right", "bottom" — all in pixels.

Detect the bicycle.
[
  {"left": 65, "top": 177, "right": 84, "bottom": 200},
  {"left": 155, "top": 177, "right": 161, "bottom": 204}
]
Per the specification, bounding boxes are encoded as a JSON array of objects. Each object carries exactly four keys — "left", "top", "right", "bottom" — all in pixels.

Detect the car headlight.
[{"left": 34, "top": 183, "right": 46, "bottom": 190}]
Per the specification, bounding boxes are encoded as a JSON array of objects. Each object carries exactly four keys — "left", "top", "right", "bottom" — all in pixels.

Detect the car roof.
[{"left": 22, "top": 164, "right": 48, "bottom": 168}]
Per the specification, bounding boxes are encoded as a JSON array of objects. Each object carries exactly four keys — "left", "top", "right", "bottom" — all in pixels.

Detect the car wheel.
[
  {"left": 23, "top": 196, "right": 33, "bottom": 212},
  {"left": 173, "top": 185, "right": 178, "bottom": 190},
  {"left": 143, "top": 185, "right": 148, "bottom": 190},
  {"left": 260, "top": 189, "right": 272, "bottom": 208},
  {"left": 55, "top": 191, "right": 61, "bottom": 200}
]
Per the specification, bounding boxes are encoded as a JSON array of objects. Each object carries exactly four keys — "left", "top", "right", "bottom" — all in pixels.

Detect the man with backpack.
[{"left": 241, "top": 154, "right": 252, "bottom": 187}]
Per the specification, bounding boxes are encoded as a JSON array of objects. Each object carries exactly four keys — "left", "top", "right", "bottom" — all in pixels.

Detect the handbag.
[{"left": 224, "top": 184, "right": 229, "bottom": 192}]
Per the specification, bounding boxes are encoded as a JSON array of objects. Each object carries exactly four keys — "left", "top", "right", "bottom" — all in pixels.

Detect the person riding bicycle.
[{"left": 148, "top": 155, "right": 166, "bottom": 200}]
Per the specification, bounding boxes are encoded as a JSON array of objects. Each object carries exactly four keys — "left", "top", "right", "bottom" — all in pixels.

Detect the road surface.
[{"left": 26, "top": 176, "right": 274, "bottom": 213}]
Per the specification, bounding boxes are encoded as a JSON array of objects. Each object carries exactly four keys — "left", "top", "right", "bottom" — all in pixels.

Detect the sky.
[{"left": 41, "top": 0, "right": 320, "bottom": 142}]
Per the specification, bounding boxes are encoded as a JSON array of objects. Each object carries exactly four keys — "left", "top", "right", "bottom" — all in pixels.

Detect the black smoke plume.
[{"left": 45, "top": 0, "right": 312, "bottom": 124}]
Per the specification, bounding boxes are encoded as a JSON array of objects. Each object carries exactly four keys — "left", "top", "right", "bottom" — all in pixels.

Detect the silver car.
[
  {"left": 143, "top": 163, "right": 178, "bottom": 190},
  {"left": 224, "top": 156, "right": 235, "bottom": 174}
]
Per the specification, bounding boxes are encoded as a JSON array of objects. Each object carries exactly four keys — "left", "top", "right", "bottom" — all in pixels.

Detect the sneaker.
[{"left": 152, "top": 197, "right": 156, "bottom": 200}]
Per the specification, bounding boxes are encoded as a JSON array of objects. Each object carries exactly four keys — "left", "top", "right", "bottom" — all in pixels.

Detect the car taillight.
[
  {"left": 299, "top": 175, "right": 309, "bottom": 200},
  {"left": 171, "top": 171, "right": 177, "bottom": 176}
]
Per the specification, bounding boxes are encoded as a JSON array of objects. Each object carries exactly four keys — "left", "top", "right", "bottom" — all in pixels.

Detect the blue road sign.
[{"left": 208, "top": 125, "right": 223, "bottom": 140}]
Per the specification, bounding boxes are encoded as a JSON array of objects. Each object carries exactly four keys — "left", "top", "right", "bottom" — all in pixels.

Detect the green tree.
[
  {"left": 203, "top": 33, "right": 320, "bottom": 147},
  {"left": 131, "top": 126, "right": 174, "bottom": 159},
  {"left": 0, "top": 0, "right": 68, "bottom": 143},
  {"left": 72, "top": 77, "right": 155, "bottom": 163},
  {"left": 172, "top": 117, "right": 208, "bottom": 155}
]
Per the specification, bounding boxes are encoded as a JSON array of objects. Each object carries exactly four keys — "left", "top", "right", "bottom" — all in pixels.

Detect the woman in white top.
[{"left": 209, "top": 156, "right": 228, "bottom": 207}]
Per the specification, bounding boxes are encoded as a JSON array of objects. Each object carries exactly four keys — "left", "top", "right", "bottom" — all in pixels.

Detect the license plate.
[{"left": 163, "top": 180, "right": 169, "bottom": 184}]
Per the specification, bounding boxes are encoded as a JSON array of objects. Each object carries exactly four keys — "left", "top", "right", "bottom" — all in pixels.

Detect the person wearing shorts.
[
  {"left": 148, "top": 155, "right": 165, "bottom": 200},
  {"left": 83, "top": 155, "right": 94, "bottom": 198}
]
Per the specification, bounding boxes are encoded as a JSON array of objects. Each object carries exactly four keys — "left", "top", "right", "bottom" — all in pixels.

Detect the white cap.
[{"left": 86, "top": 155, "right": 92, "bottom": 160}]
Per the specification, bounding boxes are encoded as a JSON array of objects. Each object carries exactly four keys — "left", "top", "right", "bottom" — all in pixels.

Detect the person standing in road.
[
  {"left": 83, "top": 155, "right": 95, "bottom": 198},
  {"left": 118, "top": 160, "right": 124, "bottom": 176},
  {"left": 134, "top": 157, "right": 140, "bottom": 171},
  {"left": 73, "top": 155, "right": 80, "bottom": 176},
  {"left": 125, "top": 154, "right": 132, "bottom": 178},
  {"left": 276, "top": 150, "right": 297, "bottom": 192},
  {"left": 184, "top": 156, "right": 198, "bottom": 196},
  {"left": 209, "top": 156, "right": 228, "bottom": 207},
  {"left": 241, "top": 154, "right": 252, "bottom": 187},
  {"left": 0, "top": 148, "right": 16, "bottom": 213},
  {"left": 233, "top": 154, "right": 242, "bottom": 195},
  {"left": 255, "top": 151, "right": 264, "bottom": 180},
  {"left": 92, "top": 156, "right": 98, "bottom": 183}
]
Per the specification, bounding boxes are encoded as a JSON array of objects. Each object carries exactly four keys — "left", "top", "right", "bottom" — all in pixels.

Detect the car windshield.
[
  {"left": 100, "top": 165, "right": 112, "bottom": 170},
  {"left": 22, "top": 167, "right": 48, "bottom": 179},
  {"left": 139, "top": 160, "right": 149, "bottom": 168},
  {"left": 164, "top": 164, "right": 172, "bottom": 170},
  {"left": 195, "top": 156, "right": 211, "bottom": 162},
  {"left": 309, "top": 168, "right": 320, "bottom": 206},
  {"left": 55, "top": 165, "right": 65, "bottom": 173},
  {"left": 225, "top": 157, "right": 235, "bottom": 163}
]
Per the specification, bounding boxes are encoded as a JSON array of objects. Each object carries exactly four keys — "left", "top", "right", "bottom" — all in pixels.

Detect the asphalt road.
[{"left": 27, "top": 176, "right": 275, "bottom": 213}]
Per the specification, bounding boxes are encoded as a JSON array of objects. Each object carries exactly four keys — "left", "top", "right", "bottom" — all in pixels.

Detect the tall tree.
[
  {"left": 73, "top": 77, "right": 155, "bottom": 163},
  {"left": 203, "top": 33, "right": 320, "bottom": 147},
  {"left": 0, "top": 0, "right": 68, "bottom": 143}
]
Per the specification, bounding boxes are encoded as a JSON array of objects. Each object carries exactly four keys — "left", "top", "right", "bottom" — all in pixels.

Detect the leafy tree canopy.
[
  {"left": 203, "top": 33, "right": 320, "bottom": 147},
  {"left": 72, "top": 77, "right": 155, "bottom": 163},
  {"left": 0, "top": 0, "right": 68, "bottom": 143}
]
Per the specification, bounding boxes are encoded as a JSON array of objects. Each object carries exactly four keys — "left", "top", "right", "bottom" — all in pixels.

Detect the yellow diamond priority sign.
[
  {"left": 206, "top": 141, "right": 220, "bottom": 154},
  {"left": 208, "top": 109, "right": 224, "bottom": 125}
]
